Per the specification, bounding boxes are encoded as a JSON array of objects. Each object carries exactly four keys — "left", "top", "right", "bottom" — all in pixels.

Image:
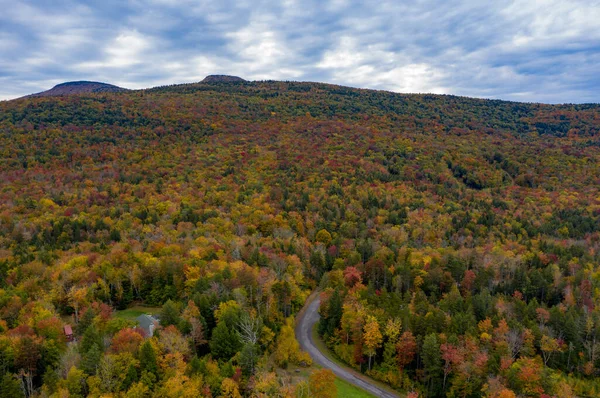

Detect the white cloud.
[
  {"left": 227, "top": 25, "right": 287, "bottom": 68},
  {"left": 224, "top": 15, "right": 304, "bottom": 80},
  {"left": 77, "top": 30, "right": 152, "bottom": 69},
  {"left": 317, "top": 36, "right": 447, "bottom": 93},
  {"left": 500, "top": 0, "right": 600, "bottom": 52},
  {"left": 1, "top": 0, "right": 600, "bottom": 102}
]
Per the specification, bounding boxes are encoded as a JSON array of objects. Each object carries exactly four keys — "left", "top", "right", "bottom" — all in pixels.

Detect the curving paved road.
[{"left": 296, "top": 295, "right": 401, "bottom": 398}]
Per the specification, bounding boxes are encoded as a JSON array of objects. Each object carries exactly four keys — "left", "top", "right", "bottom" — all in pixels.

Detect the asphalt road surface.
[{"left": 295, "top": 295, "right": 401, "bottom": 398}]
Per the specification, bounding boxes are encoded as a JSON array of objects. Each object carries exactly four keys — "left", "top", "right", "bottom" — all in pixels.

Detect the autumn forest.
[{"left": 1, "top": 79, "right": 600, "bottom": 397}]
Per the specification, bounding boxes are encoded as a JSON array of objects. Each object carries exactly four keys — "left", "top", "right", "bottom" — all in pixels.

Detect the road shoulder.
[{"left": 295, "top": 291, "right": 402, "bottom": 398}]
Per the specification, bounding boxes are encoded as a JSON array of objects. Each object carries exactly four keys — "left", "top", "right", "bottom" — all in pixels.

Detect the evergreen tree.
[
  {"left": 139, "top": 341, "right": 158, "bottom": 377},
  {"left": 41, "top": 366, "right": 59, "bottom": 395},
  {"left": 382, "top": 340, "right": 397, "bottom": 371},
  {"left": 319, "top": 289, "right": 343, "bottom": 338},
  {"left": 121, "top": 363, "right": 138, "bottom": 391},
  {"left": 160, "top": 300, "right": 181, "bottom": 328},
  {"left": 422, "top": 333, "right": 443, "bottom": 397},
  {"left": 310, "top": 250, "right": 326, "bottom": 279},
  {"left": 239, "top": 343, "right": 259, "bottom": 375},
  {"left": 76, "top": 309, "right": 95, "bottom": 335},
  {"left": 195, "top": 294, "right": 217, "bottom": 337},
  {"left": 79, "top": 325, "right": 102, "bottom": 355},
  {"left": 210, "top": 321, "right": 242, "bottom": 359},
  {"left": 81, "top": 344, "right": 102, "bottom": 375},
  {"left": 0, "top": 342, "right": 13, "bottom": 378},
  {"left": 0, "top": 374, "right": 24, "bottom": 398},
  {"left": 187, "top": 355, "right": 202, "bottom": 375}
]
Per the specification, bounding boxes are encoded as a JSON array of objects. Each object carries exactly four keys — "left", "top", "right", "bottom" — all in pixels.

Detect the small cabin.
[
  {"left": 136, "top": 315, "right": 159, "bottom": 337},
  {"left": 64, "top": 324, "right": 73, "bottom": 342}
]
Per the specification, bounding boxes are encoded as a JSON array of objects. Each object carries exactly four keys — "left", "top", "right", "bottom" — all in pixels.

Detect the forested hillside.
[{"left": 1, "top": 79, "right": 599, "bottom": 397}]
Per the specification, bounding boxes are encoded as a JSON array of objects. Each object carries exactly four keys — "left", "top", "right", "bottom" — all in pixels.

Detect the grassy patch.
[
  {"left": 114, "top": 306, "right": 161, "bottom": 321},
  {"left": 335, "top": 378, "right": 376, "bottom": 398}
]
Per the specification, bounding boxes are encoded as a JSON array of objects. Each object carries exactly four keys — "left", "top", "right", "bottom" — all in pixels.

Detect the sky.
[{"left": 1, "top": 0, "right": 600, "bottom": 103}]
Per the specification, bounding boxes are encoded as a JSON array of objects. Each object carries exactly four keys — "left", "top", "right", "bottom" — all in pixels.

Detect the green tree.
[
  {"left": 422, "top": 333, "right": 443, "bottom": 397},
  {"left": 210, "top": 321, "right": 241, "bottom": 359},
  {"left": 80, "top": 325, "right": 103, "bottom": 355},
  {"left": 160, "top": 300, "right": 181, "bottom": 328},
  {"left": 139, "top": 341, "right": 158, "bottom": 377},
  {"left": 42, "top": 366, "right": 59, "bottom": 395},
  {"left": 239, "top": 343, "right": 259, "bottom": 376},
  {"left": 318, "top": 289, "right": 343, "bottom": 338},
  {"left": 81, "top": 343, "right": 102, "bottom": 375},
  {"left": 76, "top": 308, "right": 95, "bottom": 335},
  {"left": 121, "top": 363, "right": 138, "bottom": 391},
  {"left": 0, "top": 374, "right": 24, "bottom": 398},
  {"left": 310, "top": 250, "right": 327, "bottom": 279}
]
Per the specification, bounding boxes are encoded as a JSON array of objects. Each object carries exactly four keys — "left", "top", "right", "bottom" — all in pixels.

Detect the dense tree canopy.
[{"left": 0, "top": 79, "right": 599, "bottom": 396}]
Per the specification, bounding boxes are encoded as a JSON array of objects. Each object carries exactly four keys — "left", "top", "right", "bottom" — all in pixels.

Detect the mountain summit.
[
  {"left": 27, "top": 81, "right": 127, "bottom": 97},
  {"left": 200, "top": 75, "right": 247, "bottom": 83}
]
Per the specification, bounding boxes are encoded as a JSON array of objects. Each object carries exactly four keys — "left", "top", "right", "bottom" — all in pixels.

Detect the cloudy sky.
[{"left": 1, "top": 0, "right": 599, "bottom": 103}]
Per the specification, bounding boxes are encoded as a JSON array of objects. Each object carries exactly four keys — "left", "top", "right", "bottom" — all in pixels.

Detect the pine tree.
[
  {"left": 209, "top": 321, "right": 241, "bottom": 359},
  {"left": 81, "top": 344, "right": 102, "bottom": 375},
  {"left": 76, "top": 309, "right": 95, "bottom": 335},
  {"left": 422, "top": 333, "right": 443, "bottom": 397},
  {"left": 79, "top": 325, "right": 102, "bottom": 355},
  {"left": 310, "top": 250, "right": 326, "bottom": 279},
  {"left": 383, "top": 340, "right": 397, "bottom": 371},
  {"left": 160, "top": 300, "right": 181, "bottom": 328},
  {"left": 139, "top": 341, "right": 158, "bottom": 377},
  {"left": 318, "top": 289, "right": 343, "bottom": 338},
  {"left": 326, "top": 289, "right": 343, "bottom": 337},
  {"left": 239, "top": 343, "right": 259, "bottom": 375},
  {"left": 121, "top": 363, "right": 138, "bottom": 391}
]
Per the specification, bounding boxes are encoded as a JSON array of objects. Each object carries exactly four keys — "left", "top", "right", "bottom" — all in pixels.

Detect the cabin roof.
[{"left": 136, "top": 314, "right": 159, "bottom": 336}]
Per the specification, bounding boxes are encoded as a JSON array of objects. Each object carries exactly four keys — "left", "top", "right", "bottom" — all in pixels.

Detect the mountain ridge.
[
  {"left": 24, "top": 81, "right": 127, "bottom": 98},
  {"left": 9, "top": 76, "right": 600, "bottom": 106}
]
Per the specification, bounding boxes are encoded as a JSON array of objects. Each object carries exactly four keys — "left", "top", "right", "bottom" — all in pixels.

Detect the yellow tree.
[
  {"left": 68, "top": 286, "right": 88, "bottom": 324},
  {"left": 384, "top": 318, "right": 402, "bottom": 343},
  {"left": 363, "top": 315, "right": 382, "bottom": 370},
  {"left": 125, "top": 382, "right": 150, "bottom": 398},
  {"left": 221, "top": 378, "right": 242, "bottom": 398},
  {"left": 275, "top": 318, "right": 302, "bottom": 367},
  {"left": 340, "top": 298, "right": 365, "bottom": 344},
  {"left": 155, "top": 372, "right": 204, "bottom": 398},
  {"left": 540, "top": 335, "right": 563, "bottom": 366},
  {"left": 309, "top": 369, "right": 337, "bottom": 398},
  {"left": 315, "top": 229, "right": 332, "bottom": 246}
]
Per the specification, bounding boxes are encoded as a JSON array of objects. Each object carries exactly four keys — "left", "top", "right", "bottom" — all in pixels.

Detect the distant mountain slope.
[
  {"left": 201, "top": 75, "right": 246, "bottom": 83},
  {"left": 26, "top": 81, "right": 127, "bottom": 97}
]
